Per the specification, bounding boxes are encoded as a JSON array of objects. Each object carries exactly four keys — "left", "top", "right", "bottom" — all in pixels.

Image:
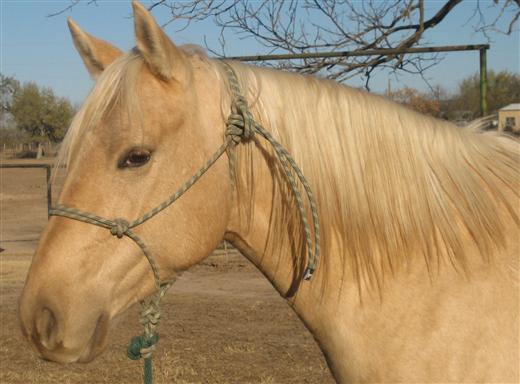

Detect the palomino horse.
[{"left": 19, "top": 1, "right": 519, "bottom": 382}]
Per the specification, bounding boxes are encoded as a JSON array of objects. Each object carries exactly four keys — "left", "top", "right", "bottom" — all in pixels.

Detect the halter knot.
[
  {"left": 110, "top": 219, "right": 130, "bottom": 238},
  {"left": 127, "top": 333, "right": 159, "bottom": 360},
  {"left": 226, "top": 96, "right": 255, "bottom": 144},
  {"left": 127, "top": 300, "right": 162, "bottom": 360}
]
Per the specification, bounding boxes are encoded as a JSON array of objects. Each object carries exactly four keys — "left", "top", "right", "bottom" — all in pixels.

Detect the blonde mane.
[
  {"left": 223, "top": 62, "right": 519, "bottom": 292},
  {"left": 58, "top": 52, "right": 519, "bottom": 292}
]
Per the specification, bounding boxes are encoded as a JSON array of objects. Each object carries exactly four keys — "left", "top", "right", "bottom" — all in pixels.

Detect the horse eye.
[{"left": 119, "top": 149, "right": 151, "bottom": 168}]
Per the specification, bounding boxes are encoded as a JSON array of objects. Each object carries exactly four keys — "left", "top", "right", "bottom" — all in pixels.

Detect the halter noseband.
[{"left": 48, "top": 63, "right": 320, "bottom": 384}]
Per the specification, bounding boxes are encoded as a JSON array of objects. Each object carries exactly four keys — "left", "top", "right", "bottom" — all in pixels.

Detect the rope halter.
[
  {"left": 110, "top": 219, "right": 130, "bottom": 238},
  {"left": 48, "top": 62, "right": 320, "bottom": 384}
]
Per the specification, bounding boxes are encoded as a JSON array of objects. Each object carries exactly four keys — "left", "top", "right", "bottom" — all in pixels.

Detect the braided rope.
[{"left": 47, "top": 62, "right": 320, "bottom": 384}]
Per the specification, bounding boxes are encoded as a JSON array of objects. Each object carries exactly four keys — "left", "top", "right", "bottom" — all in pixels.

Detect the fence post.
[
  {"left": 479, "top": 47, "right": 488, "bottom": 117},
  {"left": 46, "top": 165, "right": 52, "bottom": 218}
]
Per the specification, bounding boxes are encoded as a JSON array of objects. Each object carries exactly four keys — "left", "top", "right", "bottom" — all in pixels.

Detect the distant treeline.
[
  {"left": 386, "top": 70, "right": 520, "bottom": 121},
  {"left": 1, "top": 74, "right": 75, "bottom": 158}
]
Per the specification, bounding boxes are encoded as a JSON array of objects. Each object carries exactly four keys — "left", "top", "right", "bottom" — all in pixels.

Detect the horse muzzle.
[{"left": 19, "top": 280, "right": 111, "bottom": 364}]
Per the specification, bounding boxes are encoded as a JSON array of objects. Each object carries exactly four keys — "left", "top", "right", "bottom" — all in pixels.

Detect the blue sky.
[{"left": 1, "top": 1, "right": 518, "bottom": 104}]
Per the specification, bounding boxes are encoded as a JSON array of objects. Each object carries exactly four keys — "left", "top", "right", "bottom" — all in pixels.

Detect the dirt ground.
[{"left": 0, "top": 159, "right": 335, "bottom": 384}]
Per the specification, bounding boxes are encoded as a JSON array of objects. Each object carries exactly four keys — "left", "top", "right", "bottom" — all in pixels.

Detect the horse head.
[{"left": 19, "top": 1, "right": 232, "bottom": 363}]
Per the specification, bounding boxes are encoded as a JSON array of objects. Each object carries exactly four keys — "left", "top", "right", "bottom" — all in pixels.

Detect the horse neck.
[
  {"left": 222, "top": 65, "right": 390, "bottom": 302},
  {"left": 222, "top": 62, "right": 519, "bottom": 330},
  {"left": 221, "top": 65, "right": 405, "bottom": 311}
]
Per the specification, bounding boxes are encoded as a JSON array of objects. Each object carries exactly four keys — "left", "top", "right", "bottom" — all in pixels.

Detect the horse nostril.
[{"left": 35, "top": 307, "right": 58, "bottom": 349}]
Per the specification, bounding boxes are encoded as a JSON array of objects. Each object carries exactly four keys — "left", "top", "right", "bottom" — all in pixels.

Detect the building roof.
[{"left": 499, "top": 103, "right": 520, "bottom": 111}]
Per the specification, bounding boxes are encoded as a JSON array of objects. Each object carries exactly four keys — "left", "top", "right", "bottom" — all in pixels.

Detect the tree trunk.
[
  {"left": 36, "top": 142, "right": 43, "bottom": 159},
  {"left": 36, "top": 127, "right": 46, "bottom": 159}
]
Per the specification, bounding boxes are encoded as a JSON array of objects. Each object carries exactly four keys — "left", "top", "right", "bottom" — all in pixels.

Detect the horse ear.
[
  {"left": 67, "top": 18, "right": 123, "bottom": 79},
  {"left": 132, "top": 0, "right": 186, "bottom": 81}
]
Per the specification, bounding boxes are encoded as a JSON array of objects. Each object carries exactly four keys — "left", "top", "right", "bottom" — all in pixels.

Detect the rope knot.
[
  {"left": 226, "top": 97, "right": 255, "bottom": 144},
  {"left": 110, "top": 218, "right": 129, "bottom": 238},
  {"left": 127, "top": 299, "right": 162, "bottom": 360},
  {"left": 127, "top": 333, "right": 159, "bottom": 360}
]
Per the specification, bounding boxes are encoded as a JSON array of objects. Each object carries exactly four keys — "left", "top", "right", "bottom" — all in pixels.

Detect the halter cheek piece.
[{"left": 48, "top": 63, "right": 320, "bottom": 384}]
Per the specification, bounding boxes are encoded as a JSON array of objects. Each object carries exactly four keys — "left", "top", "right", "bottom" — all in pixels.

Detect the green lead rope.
[
  {"left": 48, "top": 62, "right": 320, "bottom": 384},
  {"left": 128, "top": 332, "right": 159, "bottom": 384}
]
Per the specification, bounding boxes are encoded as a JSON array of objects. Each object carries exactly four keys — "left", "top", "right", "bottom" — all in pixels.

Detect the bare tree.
[
  {"left": 471, "top": 0, "right": 520, "bottom": 36},
  {"left": 50, "top": 0, "right": 519, "bottom": 89}
]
